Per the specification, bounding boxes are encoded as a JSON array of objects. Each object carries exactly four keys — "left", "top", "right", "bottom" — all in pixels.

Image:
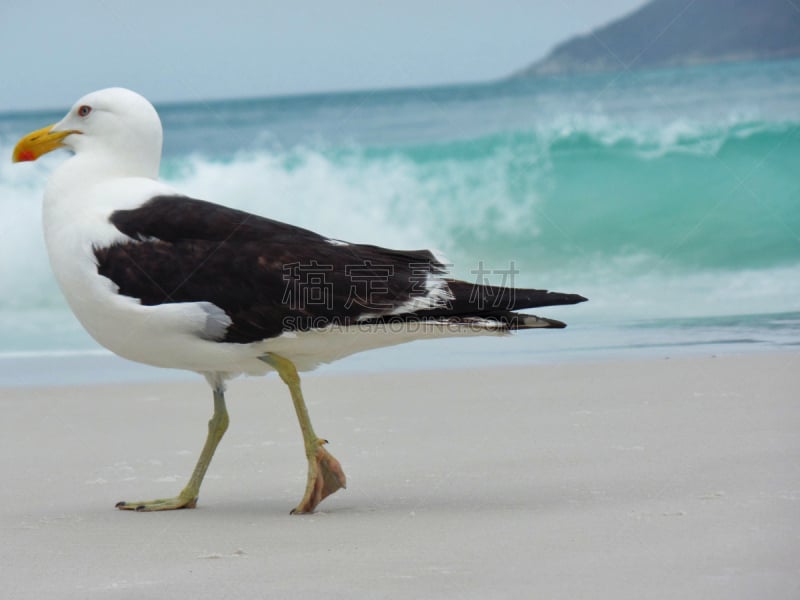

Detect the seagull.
[{"left": 12, "top": 87, "right": 586, "bottom": 514}]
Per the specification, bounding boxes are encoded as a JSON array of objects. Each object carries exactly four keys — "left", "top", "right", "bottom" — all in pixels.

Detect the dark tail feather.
[
  {"left": 510, "top": 313, "right": 569, "bottom": 329},
  {"left": 444, "top": 280, "right": 587, "bottom": 313},
  {"left": 392, "top": 280, "right": 586, "bottom": 330}
]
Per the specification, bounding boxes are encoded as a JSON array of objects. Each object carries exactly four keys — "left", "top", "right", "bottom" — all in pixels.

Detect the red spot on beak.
[{"left": 16, "top": 149, "right": 36, "bottom": 162}]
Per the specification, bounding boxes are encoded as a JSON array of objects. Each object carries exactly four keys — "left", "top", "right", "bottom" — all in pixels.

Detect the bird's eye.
[{"left": 77, "top": 105, "right": 92, "bottom": 117}]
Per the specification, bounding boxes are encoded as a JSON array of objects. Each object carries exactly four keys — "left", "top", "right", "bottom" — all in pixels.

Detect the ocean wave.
[
  {"left": 381, "top": 116, "right": 799, "bottom": 163},
  {"left": 546, "top": 117, "right": 797, "bottom": 158},
  {"left": 0, "top": 150, "right": 57, "bottom": 310},
  {"left": 2, "top": 111, "right": 797, "bottom": 318},
  {"left": 0, "top": 122, "right": 800, "bottom": 307}
]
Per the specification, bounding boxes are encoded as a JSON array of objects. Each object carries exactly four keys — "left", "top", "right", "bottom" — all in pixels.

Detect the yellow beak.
[{"left": 12, "top": 124, "right": 78, "bottom": 163}]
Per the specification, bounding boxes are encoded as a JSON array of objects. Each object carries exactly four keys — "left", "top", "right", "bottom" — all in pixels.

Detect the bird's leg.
[
  {"left": 116, "top": 383, "right": 229, "bottom": 512},
  {"left": 261, "top": 353, "right": 346, "bottom": 513}
]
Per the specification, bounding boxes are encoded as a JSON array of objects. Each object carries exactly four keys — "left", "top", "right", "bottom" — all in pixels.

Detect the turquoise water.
[{"left": 1, "top": 59, "right": 799, "bottom": 384}]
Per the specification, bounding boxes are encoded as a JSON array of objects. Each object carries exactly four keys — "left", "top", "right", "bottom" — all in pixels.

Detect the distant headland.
[{"left": 516, "top": 0, "right": 800, "bottom": 77}]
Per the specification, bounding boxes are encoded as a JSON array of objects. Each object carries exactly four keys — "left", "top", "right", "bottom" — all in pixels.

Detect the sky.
[{"left": 1, "top": 1, "right": 647, "bottom": 112}]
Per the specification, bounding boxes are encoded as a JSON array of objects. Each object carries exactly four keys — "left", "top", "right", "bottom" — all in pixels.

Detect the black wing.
[{"left": 95, "top": 195, "right": 585, "bottom": 343}]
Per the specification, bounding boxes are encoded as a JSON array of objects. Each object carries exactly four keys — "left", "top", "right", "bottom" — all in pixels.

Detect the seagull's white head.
[{"left": 12, "top": 87, "right": 163, "bottom": 179}]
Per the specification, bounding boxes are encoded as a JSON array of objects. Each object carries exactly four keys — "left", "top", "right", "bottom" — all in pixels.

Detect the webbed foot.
[
  {"left": 116, "top": 495, "right": 198, "bottom": 512},
  {"left": 292, "top": 439, "right": 346, "bottom": 514}
]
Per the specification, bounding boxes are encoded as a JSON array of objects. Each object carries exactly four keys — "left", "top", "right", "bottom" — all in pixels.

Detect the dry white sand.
[{"left": 1, "top": 353, "right": 798, "bottom": 599}]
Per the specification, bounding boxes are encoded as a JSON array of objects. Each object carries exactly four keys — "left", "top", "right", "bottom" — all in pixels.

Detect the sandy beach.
[{"left": 1, "top": 353, "right": 798, "bottom": 599}]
